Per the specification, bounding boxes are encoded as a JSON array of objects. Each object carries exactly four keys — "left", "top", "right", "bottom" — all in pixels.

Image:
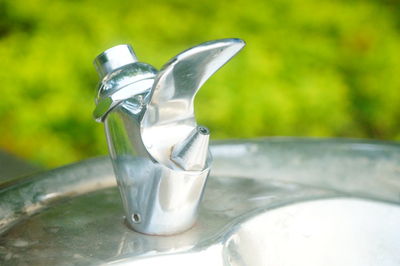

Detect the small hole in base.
[
  {"left": 132, "top": 213, "right": 141, "bottom": 223},
  {"left": 197, "top": 126, "right": 210, "bottom": 135}
]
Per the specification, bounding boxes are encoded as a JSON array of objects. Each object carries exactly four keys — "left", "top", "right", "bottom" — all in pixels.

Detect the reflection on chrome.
[{"left": 93, "top": 39, "right": 245, "bottom": 235}]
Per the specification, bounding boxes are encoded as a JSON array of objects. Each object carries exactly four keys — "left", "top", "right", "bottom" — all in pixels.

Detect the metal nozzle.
[
  {"left": 94, "top": 44, "right": 138, "bottom": 79},
  {"left": 93, "top": 39, "right": 245, "bottom": 235},
  {"left": 171, "top": 126, "right": 210, "bottom": 171}
]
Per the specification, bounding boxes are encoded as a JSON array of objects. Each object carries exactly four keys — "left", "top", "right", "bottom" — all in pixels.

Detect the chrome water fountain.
[
  {"left": 2, "top": 39, "right": 400, "bottom": 266},
  {"left": 92, "top": 39, "right": 245, "bottom": 235}
]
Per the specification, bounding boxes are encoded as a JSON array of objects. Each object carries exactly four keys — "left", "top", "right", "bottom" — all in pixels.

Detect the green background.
[{"left": 0, "top": 0, "right": 399, "bottom": 168}]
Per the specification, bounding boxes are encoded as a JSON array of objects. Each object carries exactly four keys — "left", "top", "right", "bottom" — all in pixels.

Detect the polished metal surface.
[
  {"left": 93, "top": 39, "right": 245, "bottom": 235},
  {"left": 171, "top": 125, "right": 210, "bottom": 171},
  {"left": 94, "top": 44, "right": 138, "bottom": 80},
  {"left": 224, "top": 199, "right": 400, "bottom": 266},
  {"left": 1, "top": 139, "right": 400, "bottom": 265}
]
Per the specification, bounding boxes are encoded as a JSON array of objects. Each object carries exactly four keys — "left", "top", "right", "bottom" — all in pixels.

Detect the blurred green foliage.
[{"left": 0, "top": 0, "right": 399, "bottom": 167}]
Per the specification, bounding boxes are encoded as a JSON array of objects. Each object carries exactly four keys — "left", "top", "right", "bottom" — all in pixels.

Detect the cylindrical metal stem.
[{"left": 94, "top": 44, "right": 138, "bottom": 79}]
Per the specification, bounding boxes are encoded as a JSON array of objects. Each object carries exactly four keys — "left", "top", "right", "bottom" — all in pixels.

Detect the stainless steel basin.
[
  {"left": 1, "top": 138, "right": 400, "bottom": 265},
  {"left": 224, "top": 198, "right": 400, "bottom": 266}
]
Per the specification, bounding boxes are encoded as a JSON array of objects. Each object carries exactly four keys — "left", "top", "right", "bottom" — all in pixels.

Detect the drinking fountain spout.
[{"left": 93, "top": 39, "right": 245, "bottom": 235}]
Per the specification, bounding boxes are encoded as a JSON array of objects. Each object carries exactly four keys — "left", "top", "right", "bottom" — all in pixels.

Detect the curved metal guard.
[{"left": 93, "top": 39, "right": 245, "bottom": 235}]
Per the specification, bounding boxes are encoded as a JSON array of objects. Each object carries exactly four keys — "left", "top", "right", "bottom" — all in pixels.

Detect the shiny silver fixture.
[
  {"left": 2, "top": 40, "right": 400, "bottom": 266},
  {"left": 92, "top": 39, "right": 245, "bottom": 235},
  {"left": 2, "top": 139, "right": 400, "bottom": 265}
]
